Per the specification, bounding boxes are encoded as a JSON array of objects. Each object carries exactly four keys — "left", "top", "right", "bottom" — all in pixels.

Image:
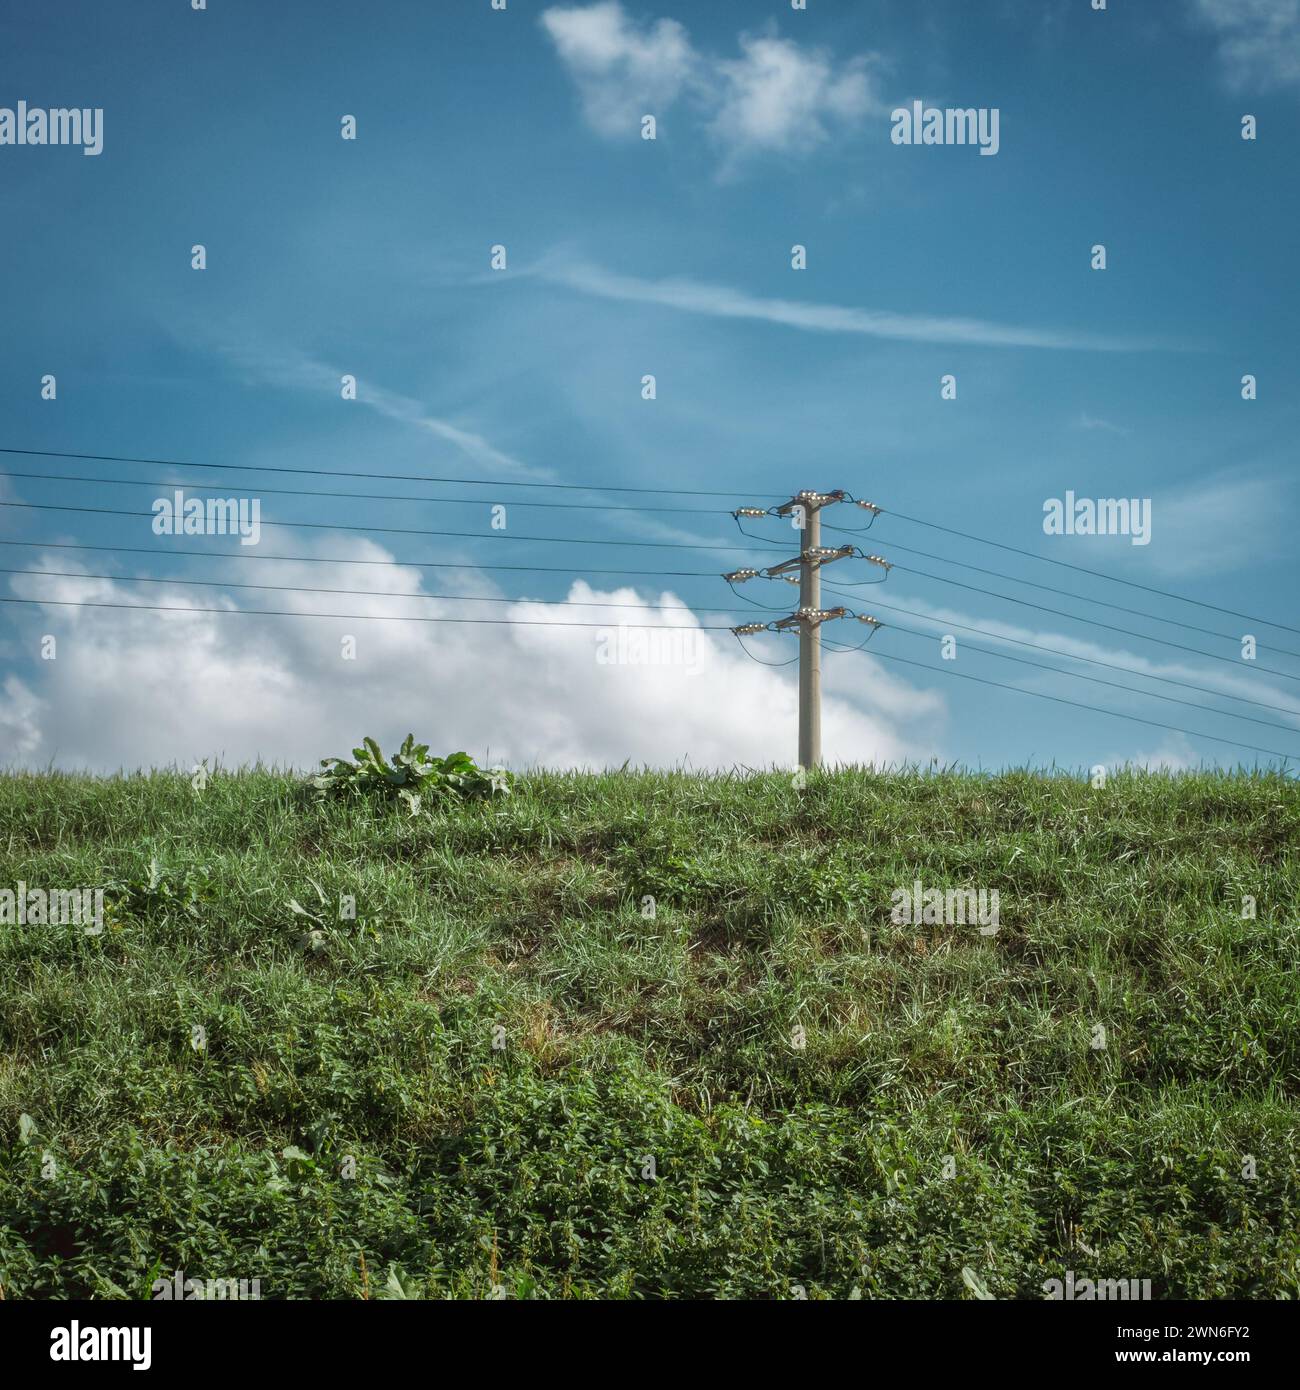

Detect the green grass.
[{"left": 1, "top": 766, "right": 1297, "bottom": 1299}]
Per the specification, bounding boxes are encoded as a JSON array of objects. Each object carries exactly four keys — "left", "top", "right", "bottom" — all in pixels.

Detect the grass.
[{"left": 0, "top": 765, "right": 1297, "bottom": 1299}]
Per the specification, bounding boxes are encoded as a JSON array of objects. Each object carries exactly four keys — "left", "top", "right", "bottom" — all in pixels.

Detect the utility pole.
[
  {"left": 729, "top": 490, "right": 885, "bottom": 769},
  {"left": 796, "top": 496, "right": 822, "bottom": 767}
]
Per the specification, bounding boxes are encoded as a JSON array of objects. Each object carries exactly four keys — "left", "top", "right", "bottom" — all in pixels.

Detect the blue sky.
[{"left": 0, "top": 0, "right": 1297, "bottom": 772}]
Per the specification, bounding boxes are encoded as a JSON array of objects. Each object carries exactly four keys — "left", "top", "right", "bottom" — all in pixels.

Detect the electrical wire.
[
  {"left": 0, "top": 500, "right": 790, "bottom": 553},
  {"left": 6, "top": 460, "right": 1296, "bottom": 758},
  {"left": 9, "top": 445, "right": 1291, "bottom": 631},
  {"left": 732, "top": 632, "right": 799, "bottom": 667},
  {"left": 818, "top": 582, "right": 1300, "bottom": 719},
  {"left": 0, "top": 594, "right": 736, "bottom": 631},
  {"left": 857, "top": 642, "right": 1295, "bottom": 763},
  {"left": 0, "top": 468, "right": 732, "bottom": 516},
  {"left": 821, "top": 623, "right": 881, "bottom": 654},
  {"left": 726, "top": 578, "right": 795, "bottom": 611},
  {"left": 8, "top": 577, "right": 1294, "bottom": 760},
  {"left": 880, "top": 561, "right": 1300, "bottom": 684},
  {"left": 865, "top": 620, "right": 1300, "bottom": 737},
  {"left": 869, "top": 501, "right": 1300, "bottom": 636},
  {"left": 822, "top": 523, "right": 1300, "bottom": 660},
  {"left": 0, "top": 446, "right": 778, "bottom": 500},
  {"left": 0, "top": 537, "right": 720, "bottom": 579},
  {"left": 0, "top": 566, "right": 748, "bottom": 617}
]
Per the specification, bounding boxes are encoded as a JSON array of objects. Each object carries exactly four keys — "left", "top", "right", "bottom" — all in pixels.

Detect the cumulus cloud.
[
  {"left": 1191, "top": 0, "right": 1300, "bottom": 91},
  {"left": 2, "top": 546, "right": 942, "bottom": 772},
  {"left": 0, "top": 675, "right": 43, "bottom": 764},
  {"left": 710, "top": 34, "right": 877, "bottom": 159},
  {"left": 1098, "top": 732, "right": 1204, "bottom": 774},
  {"left": 540, "top": 1, "right": 696, "bottom": 136},
  {"left": 540, "top": 1, "right": 883, "bottom": 163}
]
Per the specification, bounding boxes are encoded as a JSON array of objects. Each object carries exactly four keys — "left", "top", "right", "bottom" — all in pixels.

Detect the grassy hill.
[{"left": 1, "top": 766, "right": 1297, "bottom": 1299}]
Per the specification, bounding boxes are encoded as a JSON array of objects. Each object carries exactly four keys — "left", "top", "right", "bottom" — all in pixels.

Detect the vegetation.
[
  {"left": 311, "top": 736, "right": 509, "bottom": 815},
  {"left": 0, "top": 765, "right": 1296, "bottom": 1299}
]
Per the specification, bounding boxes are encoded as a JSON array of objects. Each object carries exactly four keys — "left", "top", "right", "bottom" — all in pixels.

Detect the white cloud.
[
  {"left": 1192, "top": 0, "right": 1300, "bottom": 91},
  {"left": 3, "top": 548, "right": 941, "bottom": 772},
  {"left": 540, "top": 1, "right": 695, "bottom": 136},
  {"left": 543, "top": 259, "right": 1169, "bottom": 351},
  {"left": 0, "top": 675, "right": 43, "bottom": 764},
  {"left": 1098, "top": 732, "right": 1203, "bottom": 773},
  {"left": 710, "top": 34, "right": 879, "bottom": 160},
  {"left": 540, "top": 2, "right": 883, "bottom": 163}
]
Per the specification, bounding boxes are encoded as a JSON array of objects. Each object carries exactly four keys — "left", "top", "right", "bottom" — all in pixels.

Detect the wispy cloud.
[
  {"left": 1191, "top": 0, "right": 1300, "bottom": 92},
  {"left": 1070, "top": 411, "right": 1129, "bottom": 435},
  {"left": 1147, "top": 471, "right": 1292, "bottom": 577},
  {"left": 214, "top": 338, "right": 550, "bottom": 481},
  {"left": 844, "top": 593, "right": 1300, "bottom": 727},
  {"left": 541, "top": 259, "right": 1176, "bottom": 351}
]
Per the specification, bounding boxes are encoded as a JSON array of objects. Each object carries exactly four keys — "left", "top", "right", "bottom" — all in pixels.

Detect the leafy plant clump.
[
  {"left": 311, "top": 735, "right": 510, "bottom": 815},
  {"left": 107, "top": 857, "right": 212, "bottom": 924}
]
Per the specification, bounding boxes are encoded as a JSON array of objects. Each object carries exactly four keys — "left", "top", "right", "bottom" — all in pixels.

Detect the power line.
[
  {"left": 0, "top": 468, "right": 732, "bottom": 515},
  {"left": 0, "top": 500, "right": 788, "bottom": 554},
  {"left": 9, "top": 442, "right": 1290, "bottom": 632},
  {"left": 732, "top": 633, "right": 800, "bottom": 668},
  {"left": 880, "top": 560, "right": 1300, "bottom": 684},
  {"left": 11, "top": 501, "right": 1292, "bottom": 686},
  {"left": 8, "top": 455, "right": 1294, "bottom": 763},
  {"left": 866, "top": 620, "right": 1300, "bottom": 738},
  {"left": 0, "top": 446, "right": 773, "bottom": 500},
  {"left": 8, "top": 582, "right": 1293, "bottom": 762},
  {"left": 17, "top": 561, "right": 1291, "bottom": 733},
  {"left": 855, "top": 642, "right": 1295, "bottom": 763},
  {"left": 735, "top": 482, "right": 1300, "bottom": 766},
  {"left": 869, "top": 502, "right": 1300, "bottom": 636},
  {"left": 819, "top": 582, "right": 1300, "bottom": 719},
  {"left": 822, "top": 522, "right": 1300, "bottom": 660},
  {"left": 0, "top": 537, "right": 721, "bottom": 579},
  {"left": 0, "top": 594, "right": 735, "bottom": 631},
  {"left": 1, "top": 566, "right": 748, "bottom": 617},
  {"left": 14, "top": 453, "right": 1290, "bottom": 647}
]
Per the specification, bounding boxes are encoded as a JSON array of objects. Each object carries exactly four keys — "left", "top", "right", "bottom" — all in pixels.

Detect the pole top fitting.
[
  {"left": 775, "top": 488, "right": 845, "bottom": 516},
  {"left": 807, "top": 544, "right": 855, "bottom": 565},
  {"left": 775, "top": 605, "right": 849, "bottom": 630}
]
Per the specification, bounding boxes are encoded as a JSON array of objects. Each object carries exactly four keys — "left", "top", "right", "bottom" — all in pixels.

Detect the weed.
[{"left": 311, "top": 736, "right": 510, "bottom": 815}]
